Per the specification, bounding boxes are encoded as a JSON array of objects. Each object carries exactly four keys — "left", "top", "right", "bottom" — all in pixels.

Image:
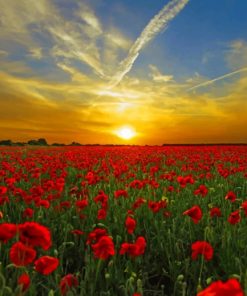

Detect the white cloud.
[
  {"left": 149, "top": 65, "right": 173, "bottom": 83},
  {"left": 108, "top": 0, "right": 190, "bottom": 88}
]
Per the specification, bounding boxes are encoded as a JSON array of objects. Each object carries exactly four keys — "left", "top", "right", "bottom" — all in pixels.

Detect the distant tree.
[
  {"left": 27, "top": 140, "right": 39, "bottom": 145},
  {"left": 27, "top": 138, "right": 48, "bottom": 146},
  {"left": 0, "top": 140, "right": 12, "bottom": 146},
  {"left": 37, "top": 138, "right": 48, "bottom": 146},
  {"left": 14, "top": 142, "right": 25, "bottom": 146},
  {"left": 69, "top": 142, "right": 82, "bottom": 146}
]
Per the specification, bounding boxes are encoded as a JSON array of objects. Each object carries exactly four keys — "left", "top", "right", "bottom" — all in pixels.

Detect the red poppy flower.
[
  {"left": 94, "top": 191, "right": 108, "bottom": 205},
  {"left": 36, "top": 199, "right": 50, "bottom": 209},
  {"left": 0, "top": 223, "right": 17, "bottom": 243},
  {"left": 194, "top": 185, "right": 208, "bottom": 197},
  {"left": 241, "top": 201, "right": 247, "bottom": 216},
  {"left": 10, "top": 242, "right": 36, "bottom": 266},
  {"left": 114, "top": 189, "right": 128, "bottom": 199},
  {"left": 197, "top": 278, "right": 244, "bottom": 296},
  {"left": 135, "top": 236, "right": 146, "bottom": 255},
  {"left": 228, "top": 210, "right": 241, "bottom": 225},
  {"left": 177, "top": 176, "right": 187, "bottom": 188},
  {"left": 22, "top": 208, "right": 34, "bottom": 219},
  {"left": 86, "top": 228, "right": 108, "bottom": 245},
  {"left": 97, "top": 208, "right": 107, "bottom": 220},
  {"left": 148, "top": 200, "right": 166, "bottom": 213},
  {"left": 18, "top": 222, "right": 52, "bottom": 250},
  {"left": 129, "top": 180, "right": 144, "bottom": 189},
  {"left": 125, "top": 216, "right": 136, "bottom": 234},
  {"left": 191, "top": 241, "right": 213, "bottom": 261},
  {"left": 34, "top": 256, "right": 59, "bottom": 275},
  {"left": 119, "top": 236, "right": 146, "bottom": 257},
  {"left": 225, "top": 191, "right": 237, "bottom": 202},
  {"left": 75, "top": 199, "right": 88, "bottom": 211},
  {"left": 183, "top": 205, "right": 203, "bottom": 224},
  {"left": 91, "top": 235, "right": 115, "bottom": 260},
  {"left": 60, "top": 274, "right": 79, "bottom": 295},
  {"left": 18, "top": 273, "right": 31, "bottom": 292},
  {"left": 71, "top": 229, "right": 84, "bottom": 236},
  {"left": 210, "top": 207, "right": 222, "bottom": 218},
  {"left": 132, "top": 198, "right": 146, "bottom": 209},
  {"left": 60, "top": 201, "right": 71, "bottom": 209},
  {"left": 0, "top": 186, "right": 7, "bottom": 196}
]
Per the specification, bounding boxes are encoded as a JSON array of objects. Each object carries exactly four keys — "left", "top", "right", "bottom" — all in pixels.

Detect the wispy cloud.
[
  {"left": 108, "top": 0, "right": 190, "bottom": 88},
  {"left": 149, "top": 65, "right": 173, "bottom": 83},
  {"left": 0, "top": 1, "right": 131, "bottom": 79},
  {"left": 187, "top": 67, "right": 247, "bottom": 92}
]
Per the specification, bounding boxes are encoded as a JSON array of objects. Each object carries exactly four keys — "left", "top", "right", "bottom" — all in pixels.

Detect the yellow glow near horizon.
[{"left": 116, "top": 126, "right": 136, "bottom": 140}]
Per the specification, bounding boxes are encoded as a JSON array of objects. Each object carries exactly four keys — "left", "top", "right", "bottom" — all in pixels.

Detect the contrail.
[
  {"left": 108, "top": 0, "right": 190, "bottom": 88},
  {"left": 187, "top": 67, "right": 247, "bottom": 92}
]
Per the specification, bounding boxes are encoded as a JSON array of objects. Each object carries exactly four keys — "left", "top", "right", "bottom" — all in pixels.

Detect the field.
[{"left": 0, "top": 145, "right": 246, "bottom": 296}]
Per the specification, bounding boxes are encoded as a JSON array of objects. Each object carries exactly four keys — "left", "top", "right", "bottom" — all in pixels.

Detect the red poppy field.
[{"left": 0, "top": 145, "right": 247, "bottom": 296}]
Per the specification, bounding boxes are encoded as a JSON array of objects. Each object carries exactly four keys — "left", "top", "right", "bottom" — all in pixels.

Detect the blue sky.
[{"left": 0, "top": 0, "right": 247, "bottom": 144}]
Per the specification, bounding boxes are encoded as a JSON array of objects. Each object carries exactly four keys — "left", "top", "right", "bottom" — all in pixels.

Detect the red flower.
[
  {"left": 60, "top": 201, "right": 71, "bottom": 209},
  {"left": 18, "top": 222, "right": 52, "bottom": 250},
  {"left": 177, "top": 176, "right": 187, "bottom": 188},
  {"left": 0, "top": 186, "right": 7, "bottom": 196},
  {"left": 183, "top": 205, "right": 203, "bottom": 224},
  {"left": 148, "top": 200, "right": 166, "bottom": 213},
  {"left": 114, "top": 189, "right": 128, "bottom": 199},
  {"left": 177, "top": 175, "right": 194, "bottom": 188},
  {"left": 75, "top": 199, "right": 88, "bottom": 211},
  {"left": 94, "top": 191, "right": 108, "bottom": 205},
  {"left": 125, "top": 216, "right": 136, "bottom": 234},
  {"left": 18, "top": 273, "right": 31, "bottom": 292},
  {"left": 135, "top": 236, "right": 146, "bottom": 255},
  {"left": 97, "top": 208, "right": 107, "bottom": 220},
  {"left": 241, "top": 201, "right": 247, "bottom": 216},
  {"left": 86, "top": 228, "right": 108, "bottom": 245},
  {"left": 22, "top": 208, "right": 34, "bottom": 219},
  {"left": 60, "top": 274, "right": 79, "bottom": 295},
  {"left": 194, "top": 185, "right": 208, "bottom": 197},
  {"left": 132, "top": 198, "right": 146, "bottom": 210},
  {"left": 10, "top": 242, "right": 36, "bottom": 266},
  {"left": 71, "top": 229, "right": 84, "bottom": 236},
  {"left": 191, "top": 241, "right": 213, "bottom": 261},
  {"left": 228, "top": 210, "right": 241, "bottom": 225},
  {"left": 129, "top": 180, "right": 144, "bottom": 189},
  {"left": 0, "top": 223, "right": 17, "bottom": 243},
  {"left": 91, "top": 235, "right": 115, "bottom": 260},
  {"left": 225, "top": 191, "right": 237, "bottom": 202},
  {"left": 197, "top": 278, "right": 244, "bottom": 296},
  {"left": 36, "top": 199, "right": 50, "bottom": 209},
  {"left": 210, "top": 207, "right": 222, "bottom": 217},
  {"left": 119, "top": 236, "right": 146, "bottom": 257},
  {"left": 34, "top": 256, "right": 59, "bottom": 275}
]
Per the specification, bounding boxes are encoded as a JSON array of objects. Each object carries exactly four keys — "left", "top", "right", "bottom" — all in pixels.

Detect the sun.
[{"left": 116, "top": 126, "right": 136, "bottom": 140}]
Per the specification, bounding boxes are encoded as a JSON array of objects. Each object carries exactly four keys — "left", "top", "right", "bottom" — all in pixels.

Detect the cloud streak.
[
  {"left": 187, "top": 67, "right": 247, "bottom": 91},
  {"left": 108, "top": 0, "right": 190, "bottom": 88}
]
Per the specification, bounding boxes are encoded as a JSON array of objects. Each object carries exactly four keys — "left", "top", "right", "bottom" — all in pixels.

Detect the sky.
[{"left": 0, "top": 0, "right": 247, "bottom": 144}]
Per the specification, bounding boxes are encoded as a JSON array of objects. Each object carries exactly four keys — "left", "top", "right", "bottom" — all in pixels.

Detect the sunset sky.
[{"left": 0, "top": 0, "right": 247, "bottom": 144}]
